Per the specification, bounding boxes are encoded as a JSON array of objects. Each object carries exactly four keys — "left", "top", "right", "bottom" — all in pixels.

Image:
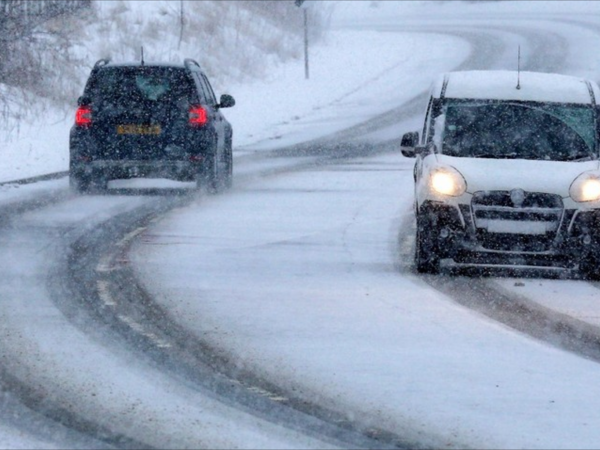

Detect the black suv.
[{"left": 70, "top": 58, "right": 235, "bottom": 193}]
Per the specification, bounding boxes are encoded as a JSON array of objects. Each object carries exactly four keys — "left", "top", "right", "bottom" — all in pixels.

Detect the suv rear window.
[{"left": 87, "top": 67, "right": 195, "bottom": 104}]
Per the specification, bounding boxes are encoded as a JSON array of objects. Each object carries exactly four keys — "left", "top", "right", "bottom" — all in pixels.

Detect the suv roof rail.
[
  {"left": 93, "top": 58, "right": 111, "bottom": 69},
  {"left": 184, "top": 58, "right": 201, "bottom": 71}
]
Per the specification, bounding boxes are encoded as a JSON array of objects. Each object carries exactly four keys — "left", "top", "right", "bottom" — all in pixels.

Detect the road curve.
[{"left": 0, "top": 10, "right": 598, "bottom": 449}]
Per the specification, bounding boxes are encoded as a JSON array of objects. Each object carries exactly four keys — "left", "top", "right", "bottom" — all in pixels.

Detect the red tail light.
[
  {"left": 189, "top": 106, "right": 208, "bottom": 127},
  {"left": 75, "top": 106, "right": 92, "bottom": 127}
]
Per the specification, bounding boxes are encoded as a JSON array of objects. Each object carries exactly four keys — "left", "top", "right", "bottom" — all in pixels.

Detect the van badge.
[{"left": 510, "top": 189, "right": 526, "bottom": 208}]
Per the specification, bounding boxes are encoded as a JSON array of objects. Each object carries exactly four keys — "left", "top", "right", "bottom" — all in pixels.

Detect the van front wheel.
[{"left": 415, "top": 213, "right": 440, "bottom": 274}]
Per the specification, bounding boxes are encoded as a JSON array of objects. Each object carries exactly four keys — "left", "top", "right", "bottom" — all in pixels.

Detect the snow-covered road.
[
  {"left": 134, "top": 150, "right": 600, "bottom": 449},
  {"left": 130, "top": 3, "right": 600, "bottom": 449},
  {"left": 3, "top": 1, "right": 600, "bottom": 449}
]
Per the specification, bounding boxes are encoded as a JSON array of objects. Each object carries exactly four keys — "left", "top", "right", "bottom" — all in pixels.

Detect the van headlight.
[
  {"left": 430, "top": 167, "right": 467, "bottom": 197},
  {"left": 570, "top": 172, "right": 600, "bottom": 203}
]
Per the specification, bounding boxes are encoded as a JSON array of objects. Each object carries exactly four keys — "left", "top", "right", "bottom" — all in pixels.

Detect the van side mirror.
[
  {"left": 218, "top": 94, "right": 235, "bottom": 108},
  {"left": 401, "top": 131, "right": 419, "bottom": 158}
]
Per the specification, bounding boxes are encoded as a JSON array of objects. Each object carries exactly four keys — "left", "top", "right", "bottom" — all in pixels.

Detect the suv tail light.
[
  {"left": 75, "top": 106, "right": 92, "bottom": 127},
  {"left": 189, "top": 105, "right": 208, "bottom": 127}
]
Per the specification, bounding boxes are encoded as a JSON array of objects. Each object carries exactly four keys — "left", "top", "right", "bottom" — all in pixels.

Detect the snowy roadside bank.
[
  {"left": 225, "top": 30, "right": 468, "bottom": 152},
  {"left": 0, "top": 28, "right": 468, "bottom": 183}
]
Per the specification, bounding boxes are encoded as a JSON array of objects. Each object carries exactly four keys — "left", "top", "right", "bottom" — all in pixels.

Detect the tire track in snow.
[
  {"left": 67, "top": 21, "right": 568, "bottom": 446},
  {"left": 56, "top": 181, "right": 415, "bottom": 449},
  {"left": 0, "top": 12, "right": 584, "bottom": 448}
]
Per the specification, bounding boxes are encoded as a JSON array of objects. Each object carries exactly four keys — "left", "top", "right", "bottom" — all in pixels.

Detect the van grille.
[{"left": 471, "top": 191, "right": 564, "bottom": 252}]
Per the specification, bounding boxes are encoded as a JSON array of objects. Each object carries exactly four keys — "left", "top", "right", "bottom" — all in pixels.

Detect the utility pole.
[
  {"left": 295, "top": 0, "right": 309, "bottom": 80},
  {"left": 303, "top": 8, "right": 309, "bottom": 79},
  {"left": 178, "top": 0, "right": 184, "bottom": 50}
]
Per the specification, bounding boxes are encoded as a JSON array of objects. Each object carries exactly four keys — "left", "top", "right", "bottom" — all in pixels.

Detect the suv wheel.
[
  {"left": 70, "top": 174, "right": 90, "bottom": 194},
  {"left": 415, "top": 213, "right": 440, "bottom": 274},
  {"left": 222, "top": 143, "right": 233, "bottom": 190},
  {"left": 196, "top": 152, "right": 218, "bottom": 194},
  {"left": 89, "top": 171, "right": 109, "bottom": 193}
]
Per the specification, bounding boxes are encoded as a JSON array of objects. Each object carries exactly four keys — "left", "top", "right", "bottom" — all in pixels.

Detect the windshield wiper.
[
  {"left": 474, "top": 152, "right": 518, "bottom": 159},
  {"left": 567, "top": 155, "right": 595, "bottom": 162}
]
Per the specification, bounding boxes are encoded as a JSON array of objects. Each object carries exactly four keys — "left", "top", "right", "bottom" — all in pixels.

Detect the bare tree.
[
  {"left": 0, "top": 1, "right": 90, "bottom": 84},
  {"left": 0, "top": 0, "right": 91, "bottom": 118}
]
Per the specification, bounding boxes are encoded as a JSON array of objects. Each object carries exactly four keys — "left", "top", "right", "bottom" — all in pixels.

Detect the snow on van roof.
[{"left": 434, "top": 70, "right": 599, "bottom": 104}]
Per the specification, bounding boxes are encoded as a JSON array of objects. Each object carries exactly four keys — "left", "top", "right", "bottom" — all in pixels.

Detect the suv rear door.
[{"left": 86, "top": 66, "right": 196, "bottom": 160}]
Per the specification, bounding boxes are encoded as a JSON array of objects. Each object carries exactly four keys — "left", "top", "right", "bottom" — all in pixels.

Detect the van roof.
[{"left": 432, "top": 70, "right": 600, "bottom": 105}]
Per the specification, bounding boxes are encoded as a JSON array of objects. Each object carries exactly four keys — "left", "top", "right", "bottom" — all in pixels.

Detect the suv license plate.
[{"left": 116, "top": 125, "right": 161, "bottom": 135}]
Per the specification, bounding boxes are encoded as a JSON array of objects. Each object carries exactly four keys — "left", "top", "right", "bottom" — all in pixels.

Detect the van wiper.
[
  {"left": 568, "top": 155, "right": 594, "bottom": 162},
  {"left": 475, "top": 152, "right": 518, "bottom": 159}
]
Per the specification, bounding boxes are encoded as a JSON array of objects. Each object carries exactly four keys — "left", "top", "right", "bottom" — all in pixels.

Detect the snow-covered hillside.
[
  {"left": 3, "top": 0, "right": 599, "bottom": 185},
  {"left": 0, "top": 0, "right": 332, "bottom": 182},
  {"left": 2, "top": 0, "right": 326, "bottom": 104},
  {"left": 0, "top": 1, "right": 455, "bottom": 183}
]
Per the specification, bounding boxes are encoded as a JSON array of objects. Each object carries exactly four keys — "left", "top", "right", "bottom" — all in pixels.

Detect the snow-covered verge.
[
  {"left": 222, "top": 29, "right": 468, "bottom": 153},
  {"left": 0, "top": 2, "right": 469, "bottom": 183},
  {"left": 4, "top": 0, "right": 600, "bottom": 183},
  {"left": 2, "top": 0, "right": 321, "bottom": 105},
  {"left": 0, "top": 0, "right": 327, "bottom": 182},
  {"left": 85, "top": 0, "right": 321, "bottom": 88},
  {"left": 0, "top": 194, "right": 336, "bottom": 449}
]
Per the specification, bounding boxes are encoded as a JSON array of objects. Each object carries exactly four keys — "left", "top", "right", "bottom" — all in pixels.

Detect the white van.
[{"left": 402, "top": 70, "right": 600, "bottom": 277}]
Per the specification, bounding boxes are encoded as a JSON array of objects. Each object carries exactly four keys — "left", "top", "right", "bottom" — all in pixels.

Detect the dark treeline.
[
  {"left": 0, "top": 1, "right": 330, "bottom": 122},
  {"left": 0, "top": 0, "right": 91, "bottom": 89},
  {"left": 0, "top": 0, "right": 91, "bottom": 31}
]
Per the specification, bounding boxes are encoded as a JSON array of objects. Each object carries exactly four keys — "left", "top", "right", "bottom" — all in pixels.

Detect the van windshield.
[{"left": 439, "top": 101, "right": 596, "bottom": 161}]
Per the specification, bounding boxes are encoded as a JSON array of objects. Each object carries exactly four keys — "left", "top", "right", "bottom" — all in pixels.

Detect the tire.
[
  {"left": 70, "top": 174, "right": 90, "bottom": 194},
  {"left": 222, "top": 144, "right": 233, "bottom": 190},
  {"left": 89, "top": 172, "right": 108, "bottom": 193},
  {"left": 93, "top": 178, "right": 109, "bottom": 193},
  {"left": 213, "top": 142, "right": 233, "bottom": 193},
  {"left": 196, "top": 152, "right": 218, "bottom": 194},
  {"left": 72, "top": 170, "right": 108, "bottom": 194},
  {"left": 415, "top": 212, "right": 440, "bottom": 274},
  {"left": 580, "top": 251, "right": 600, "bottom": 281}
]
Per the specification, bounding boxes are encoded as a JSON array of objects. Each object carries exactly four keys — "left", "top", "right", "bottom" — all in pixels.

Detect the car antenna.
[
  {"left": 141, "top": 46, "right": 145, "bottom": 66},
  {"left": 516, "top": 45, "right": 521, "bottom": 90}
]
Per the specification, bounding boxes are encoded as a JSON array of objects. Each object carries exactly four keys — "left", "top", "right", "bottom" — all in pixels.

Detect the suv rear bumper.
[
  {"left": 69, "top": 122, "right": 217, "bottom": 180},
  {"left": 70, "top": 159, "right": 203, "bottom": 182}
]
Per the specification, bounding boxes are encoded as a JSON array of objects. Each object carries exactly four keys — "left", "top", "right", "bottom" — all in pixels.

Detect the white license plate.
[{"left": 484, "top": 220, "right": 550, "bottom": 235}]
